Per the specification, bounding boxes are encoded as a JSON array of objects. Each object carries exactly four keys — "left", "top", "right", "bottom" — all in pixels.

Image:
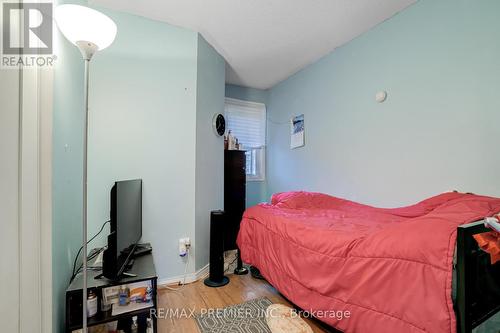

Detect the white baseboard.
[
  {"left": 158, "top": 250, "right": 240, "bottom": 287},
  {"left": 158, "top": 263, "right": 209, "bottom": 287}
]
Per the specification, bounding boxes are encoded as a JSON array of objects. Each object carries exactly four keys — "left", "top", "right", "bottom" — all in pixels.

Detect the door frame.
[
  {"left": 16, "top": 62, "right": 54, "bottom": 333},
  {"left": 18, "top": 56, "right": 54, "bottom": 333},
  {"left": 17, "top": 2, "right": 54, "bottom": 329}
]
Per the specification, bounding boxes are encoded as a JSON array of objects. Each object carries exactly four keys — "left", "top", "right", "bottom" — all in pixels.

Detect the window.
[{"left": 224, "top": 98, "right": 266, "bottom": 181}]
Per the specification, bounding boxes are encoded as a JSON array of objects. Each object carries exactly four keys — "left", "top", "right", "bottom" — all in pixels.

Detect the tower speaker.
[{"left": 204, "top": 210, "right": 229, "bottom": 287}]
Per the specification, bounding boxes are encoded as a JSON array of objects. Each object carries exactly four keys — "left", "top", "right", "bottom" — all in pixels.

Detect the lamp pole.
[
  {"left": 82, "top": 57, "right": 89, "bottom": 332},
  {"left": 78, "top": 40, "right": 97, "bottom": 333}
]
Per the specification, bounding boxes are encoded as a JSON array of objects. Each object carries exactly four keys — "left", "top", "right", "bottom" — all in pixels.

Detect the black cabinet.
[
  {"left": 224, "top": 150, "right": 246, "bottom": 250},
  {"left": 66, "top": 251, "right": 157, "bottom": 333}
]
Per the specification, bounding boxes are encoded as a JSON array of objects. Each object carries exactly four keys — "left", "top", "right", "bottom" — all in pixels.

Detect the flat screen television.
[{"left": 102, "top": 179, "right": 142, "bottom": 280}]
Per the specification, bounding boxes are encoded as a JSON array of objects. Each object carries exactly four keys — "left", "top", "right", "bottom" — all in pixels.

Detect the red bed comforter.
[{"left": 237, "top": 191, "right": 500, "bottom": 333}]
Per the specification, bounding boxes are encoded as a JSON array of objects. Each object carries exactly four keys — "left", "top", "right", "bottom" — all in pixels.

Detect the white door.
[
  {"left": 0, "top": 57, "right": 22, "bottom": 333},
  {"left": 0, "top": 5, "right": 53, "bottom": 332}
]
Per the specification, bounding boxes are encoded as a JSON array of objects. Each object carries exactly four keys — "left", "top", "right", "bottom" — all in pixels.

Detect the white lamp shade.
[{"left": 55, "top": 4, "right": 117, "bottom": 51}]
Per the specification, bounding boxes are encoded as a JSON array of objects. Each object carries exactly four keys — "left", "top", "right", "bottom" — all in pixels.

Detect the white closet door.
[
  {"left": 0, "top": 6, "right": 53, "bottom": 332},
  {"left": 0, "top": 61, "right": 21, "bottom": 333}
]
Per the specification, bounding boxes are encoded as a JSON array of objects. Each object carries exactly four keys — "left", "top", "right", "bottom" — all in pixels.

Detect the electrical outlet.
[{"left": 179, "top": 238, "right": 190, "bottom": 257}]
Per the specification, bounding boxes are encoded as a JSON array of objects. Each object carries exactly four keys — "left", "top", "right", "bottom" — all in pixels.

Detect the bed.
[{"left": 236, "top": 191, "right": 500, "bottom": 333}]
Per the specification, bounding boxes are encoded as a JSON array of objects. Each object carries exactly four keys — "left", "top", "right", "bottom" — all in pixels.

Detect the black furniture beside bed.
[
  {"left": 224, "top": 150, "right": 248, "bottom": 275},
  {"left": 66, "top": 250, "right": 157, "bottom": 333},
  {"left": 205, "top": 150, "right": 249, "bottom": 288},
  {"left": 456, "top": 221, "right": 500, "bottom": 333}
]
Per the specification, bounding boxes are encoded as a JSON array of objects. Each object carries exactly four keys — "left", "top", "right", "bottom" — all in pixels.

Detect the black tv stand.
[{"left": 67, "top": 249, "right": 157, "bottom": 332}]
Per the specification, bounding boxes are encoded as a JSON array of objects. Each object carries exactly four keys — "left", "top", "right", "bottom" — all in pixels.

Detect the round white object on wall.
[{"left": 375, "top": 91, "right": 387, "bottom": 103}]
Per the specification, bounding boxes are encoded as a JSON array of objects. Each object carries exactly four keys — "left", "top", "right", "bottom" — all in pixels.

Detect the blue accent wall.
[
  {"left": 226, "top": 84, "right": 269, "bottom": 105},
  {"left": 225, "top": 84, "right": 269, "bottom": 207},
  {"left": 87, "top": 7, "right": 199, "bottom": 282},
  {"left": 195, "top": 36, "right": 226, "bottom": 270},
  {"left": 52, "top": 2, "right": 86, "bottom": 332},
  {"left": 266, "top": 0, "right": 500, "bottom": 207}
]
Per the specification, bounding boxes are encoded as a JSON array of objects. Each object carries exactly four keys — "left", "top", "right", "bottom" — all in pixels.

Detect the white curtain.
[{"left": 224, "top": 98, "right": 266, "bottom": 149}]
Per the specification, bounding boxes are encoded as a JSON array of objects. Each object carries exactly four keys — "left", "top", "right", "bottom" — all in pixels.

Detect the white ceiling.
[{"left": 91, "top": 0, "right": 417, "bottom": 89}]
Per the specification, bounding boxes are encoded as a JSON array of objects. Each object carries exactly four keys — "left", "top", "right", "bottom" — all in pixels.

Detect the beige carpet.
[
  {"left": 266, "top": 304, "right": 313, "bottom": 333},
  {"left": 194, "top": 298, "right": 313, "bottom": 333}
]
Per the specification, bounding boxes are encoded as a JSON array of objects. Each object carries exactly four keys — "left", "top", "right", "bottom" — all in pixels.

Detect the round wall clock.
[{"left": 212, "top": 113, "right": 226, "bottom": 136}]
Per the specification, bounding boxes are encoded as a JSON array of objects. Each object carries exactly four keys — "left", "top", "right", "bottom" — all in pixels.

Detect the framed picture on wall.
[{"left": 290, "top": 114, "right": 304, "bottom": 149}]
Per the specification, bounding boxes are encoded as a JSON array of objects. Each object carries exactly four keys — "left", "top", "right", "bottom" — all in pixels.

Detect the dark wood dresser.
[{"left": 224, "top": 150, "right": 246, "bottom": 251}]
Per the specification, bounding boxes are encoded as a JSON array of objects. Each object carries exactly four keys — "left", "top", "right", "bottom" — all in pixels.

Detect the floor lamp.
[{"left": 54, "top": 5, "right": 117, "bottom": 332}]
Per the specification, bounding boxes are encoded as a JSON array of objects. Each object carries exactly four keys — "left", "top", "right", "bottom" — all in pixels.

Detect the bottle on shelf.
[
  {"left": 118, "top": 285, "right": 130, "bottom": 306},
  {"left": 131, "top": 316, "right": 138, "bottom": 333},
  {"left": 227, "top": 130, "right": 235, "bottom": 150},
  {"left": 145, "top": 286, "right": 153, "bottom": 303},
  {"left": 146, "top": 317, "right": 153, "bottom": 333},
  {"left": 87, "top": 290, "right": 98, "bottom": 318}
]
